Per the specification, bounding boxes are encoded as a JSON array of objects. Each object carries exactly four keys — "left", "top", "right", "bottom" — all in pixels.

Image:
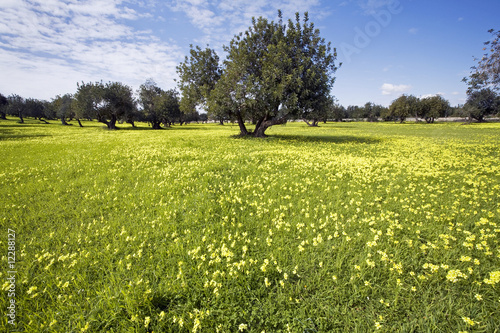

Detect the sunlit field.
[{"left": 1, "top": 119, "right": 499, "bottom": 332}]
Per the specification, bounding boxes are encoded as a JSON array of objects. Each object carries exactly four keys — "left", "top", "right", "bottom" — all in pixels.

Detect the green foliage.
[
  {"left": 0, "top": 93, "right": 7, "bottom": 120},
  {"left": 328, "top": 102, "right": 346, "bottom": 122},
  {"left": 176, "top": 45, "right": 221, "bottom": 115},
  {"left": 179, "top": 11, "right": 339, "bottom": 137},
  {"left": 463, "top": 29, "right": 500, "bottom": 93},
  {"left": 138, "top": 80, "right": 181, "bottom": 129},
  {"left": 419, "top": 95, "right": 450, "bottom": 123},
  {"left": 1, "top": 121, "right": 500, "bottom": 332},
  {"left": 52, "top": 94, "right": 75, "bottom": 125},
  {"left": 6, "top": 94, "right": 27, "bottom": 123},
  {"left": 464, "top": 88, "right": 499, "bottom": 121},
  {"left": 75, "top": 81, "right": 136, "bottom": 129},
  {"left": 388, "top": 94, "right": 419, "bottom": 123}
]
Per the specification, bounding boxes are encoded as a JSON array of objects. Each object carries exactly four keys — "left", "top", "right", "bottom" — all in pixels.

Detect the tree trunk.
[
  {"left": 77, "top": 119, "right": 83, "bottom": 127},
  {"left": 60, "top": 117, "right": 69, "bottom": 125},
  {"left": 236, "top": 112, "right": 248, "bottom": 136},
  {"left": 219, "top": 119, "right": 224, "bottom": 125},
  {"left": 0, "top": 112, "right": 6, "bottom": 120},
  {"left": 107, "top": 115, "right": 117, "bottom": 130},
  {"left": 152, "top": 121, "right": 162, "bottom": 129},
  {"left": 304, "top": 119, "right": 319, "bottom": 127},
  {"left": 18, "top": 112, "right": 24, "bottom": 123},
  {"left": 253, "top": 116, "right": 287, "bottom": 137}
]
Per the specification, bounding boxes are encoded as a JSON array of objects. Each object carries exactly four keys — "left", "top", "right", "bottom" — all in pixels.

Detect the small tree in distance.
[
  {"left": 388, "top": 94, "right": 419, "bottom": 123},
  {"left": 0, "top": 93, "right": 7, "bottom": 119},
  {"left": 74, "top": 81, "right": 136, "bottom": 130},
  {"left": 419, "top": 95, "right": 450, "bottom": 123}
]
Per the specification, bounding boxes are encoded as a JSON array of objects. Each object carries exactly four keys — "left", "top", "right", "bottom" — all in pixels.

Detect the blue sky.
[{"left": 1, "top": 0, "right": 499, "bottom": 107}]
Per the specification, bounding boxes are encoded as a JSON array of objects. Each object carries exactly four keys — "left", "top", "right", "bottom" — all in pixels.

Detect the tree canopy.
[
  {"left": 138, "top": 80, "right": 181, "bottom": 129},
  {"left": 177, "top": 11, "right": 340, "bottom": 137},
  {"left": 74, "top": 81, "right": 136, "bottom": 130},
  {"left": 388, "top": 94, "right": 419, "bottom": 123},
  {"left": 464, "top": 29, "right": 500, "bottom": 93}
]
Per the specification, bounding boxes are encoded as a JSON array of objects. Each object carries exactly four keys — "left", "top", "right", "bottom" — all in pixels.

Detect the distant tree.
[
  {"left": 74, "top": 81, "right": 104, "bottom": 126},
  {"left": 199, "top": 113, "right": 208, "bottom": 123},
  {"left": 388, "top": 94, "right": 419, "bottom": 123},
  {"left": 448, "top": 104, "right": 464, "bottom": 117},
  {"left": 183, "top": 110, "right": 200, "bottom": 124},
  {"left": 363, "top": 102, "right": 384, "bottom": 122},
  {"left": 463, "top": 29, "right": 500, "bottom": 93},
  {"left": 75, "top": 81, "right": 136, "bottom": 129},
  {"left": 0, "top": 93, "right": 9, "bottom": 119},
  {"left": 24, "top": 98, "right": 48, "bottom": 123},
  {"left": 42, "top": 100, "right": 57, "bottom": 120},
  {"left": 346, "top": 105, "right": 362, "bottom": 120},
  {"left": 464, "top": 88, "right": 499, "bottom": 122},
  {"left": 328, "top": 102, "right": 346, "bottom": 122},
  {"left": 161, "top": 89, "right": 182, "bottom": 126},
  {"left": 52, "top": 94, "right": 74, "bottom": 125},
  {"left": 7, "top": 95, "right": 26, "bottom": 123},
  {"left": 138, "top": 80, "right": 168, "bottom": 129},
  {"left": 419, "top": 95, "right": 450, "bottom": 123},
  {"left": 380, "top": 106, "right": 394, "bottom": 121},
  {"left": 102, "top": 82, "right": 136, "bottom": 129}
]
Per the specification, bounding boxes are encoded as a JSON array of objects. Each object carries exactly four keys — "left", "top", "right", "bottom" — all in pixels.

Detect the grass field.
[{"left": 1, "top": 119, "right": 499, "bottom": 332}]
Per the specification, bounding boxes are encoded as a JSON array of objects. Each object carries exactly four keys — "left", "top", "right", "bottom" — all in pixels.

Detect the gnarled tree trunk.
[
  {"left": 303, "top": 118, "right": 319, "bottom": 127},
  {"left": 253, "top": 116, "right": 287, "bottom": 137},
  {"left": 236, "top": 112, "right": 248, "bottom": 136}
]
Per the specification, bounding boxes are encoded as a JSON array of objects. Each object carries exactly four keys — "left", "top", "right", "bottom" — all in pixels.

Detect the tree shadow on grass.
[
  {"left": 249, "top": 134, "right": 383, "bottom": 145},
  {"left": 118, "top": 124, "right": 207, "bottom": 131},
  {"left": 0, "top": 129, "right": 49, "bottom": 140}
]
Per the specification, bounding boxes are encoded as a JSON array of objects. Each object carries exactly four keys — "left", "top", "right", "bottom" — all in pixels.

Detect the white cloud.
[
  {"left": 0, "top": 0, "right": 183, "bottom": 99},
  {"left": 380, "top": 83, "right": 411, "bottom": 95},
  {"left": 420, "top": 93, "right": 444, "bottom": 99},
  {"left": 408, "top": 28, "right": 418, "bottom": 35},
  {"left": 169, "top": 0, "right": 322, "bottom": 46}
]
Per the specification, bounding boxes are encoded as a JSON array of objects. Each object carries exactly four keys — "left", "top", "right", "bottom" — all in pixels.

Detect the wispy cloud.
[
  {"left": 420, "top": 92, "right": 444, "bottom": 99},
  {"left": 381, "top": 83, "right": 411, "bottom": 95},
  {"left": 0, "top": 0, "right": 182, "bottom": 99},
  {"left": 408, "top": 27, "right": 418, "bottom": 35},
  {"left": 169, "top": 0, "right": 322, "bottom": 46}
]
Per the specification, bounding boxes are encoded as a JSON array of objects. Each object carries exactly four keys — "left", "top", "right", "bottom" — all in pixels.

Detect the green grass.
[{"left": 1, "top": 119, "right": 499, "bottom": 332}]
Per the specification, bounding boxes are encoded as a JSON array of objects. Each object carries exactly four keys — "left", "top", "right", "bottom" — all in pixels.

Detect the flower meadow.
[{"left": 1, "top": 119, "right": 499, "bottom": 332}]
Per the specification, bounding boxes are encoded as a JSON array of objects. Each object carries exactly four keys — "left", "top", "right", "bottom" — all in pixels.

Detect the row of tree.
[
  {"left": 0, "top": 81, "right": 205, "bottom": 129},
  {"left": 2, "top": 87, "right": 498, "bottom": 128},
  {"left": 305, "top": 90, "right": 499, "bottom": 123}
]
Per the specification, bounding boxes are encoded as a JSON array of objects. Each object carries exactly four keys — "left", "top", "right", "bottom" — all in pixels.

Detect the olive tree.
[
  {"left": 388, "top": 94, "right": 419, "bottom": 123},
  {"left": 178, "top": 11, "right": 339, "bottom": 137},
  {"left": 75, "top": 81, "right": 136, "bottom": 129}
]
